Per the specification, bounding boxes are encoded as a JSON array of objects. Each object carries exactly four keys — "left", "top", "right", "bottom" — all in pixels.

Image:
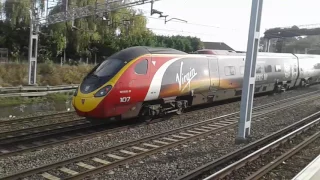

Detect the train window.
[
  {"left": 264, "top": 65, "right": 272, "bottom": 73},
  {"left": 240, "top": 66, "right": 245, "bottom": 75},
  {"left": 294, "top": 64, "right": 297, "bottom": 72},
  {"left": 225, "top": 66, "right": 236, "bottom": 76},
  {"left": 275, "top": 65, "right": 282, "bottom": 72},
  {"left": 135, "top": 59, "right": 148, "bottom": 75},
  {"left": 90, "top": 59, "right": 125, "bottom": 77},
  {"left": 256, "top": 65, "right": 262, "bottom": 74}
]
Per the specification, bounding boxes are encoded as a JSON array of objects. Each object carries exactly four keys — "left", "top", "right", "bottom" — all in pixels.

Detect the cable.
[
  {"left": 1, "top": 0, "right": 239, "bottom": 32},
  {"left": 146, "top": 16, "right": 231, "bottom": 29},
  {"left": 142, "top": 9, "right": 238, "bottom": 31},
  {"left": 148, "top": 27, "right": 217, "bottom": 37}
]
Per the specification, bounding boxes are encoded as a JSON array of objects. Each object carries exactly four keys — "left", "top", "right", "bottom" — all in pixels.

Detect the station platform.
[{"left": 292, "top": 154, "right": 320, "bottom": 180}]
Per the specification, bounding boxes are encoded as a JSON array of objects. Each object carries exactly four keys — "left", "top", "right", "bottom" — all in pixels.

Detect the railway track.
[
  {"left": 0, "top": 90, "right": 319, "bottom": 159},
  {"left": 0, "top": 111, "right": 76, "bottom": 127},
  {"left": 0, "top": 118, "right": 149, "bottom": 158},
  {"left": 0, "top": 118, "right": 89, "bottom": 143},
  {"left": 195, "top": 115, "right": 320, "bottom": 180},
  {"left": 175, "top": 113, "right": 320, "bottom": 180},
  {"left": 246, "top": 129, "right": 320, "bottom": 180},
  {"left": 2, "top": 91, "right": 320, "bottom": 180}
]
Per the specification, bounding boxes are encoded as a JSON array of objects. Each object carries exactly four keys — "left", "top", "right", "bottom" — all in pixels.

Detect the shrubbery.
[{"left": 0, "top": 62, "right": 94, "bottom": 86}]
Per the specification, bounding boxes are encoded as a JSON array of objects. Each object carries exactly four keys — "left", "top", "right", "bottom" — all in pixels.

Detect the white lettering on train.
[
  {"left": 255, "top": 73, "right": 268, "bottom": 81},
  {"left": 120, "top": 97, "right": 130, "bottom": 102},
  {"left": 176, "top": 61, "right": 198, "bottom": 92}
]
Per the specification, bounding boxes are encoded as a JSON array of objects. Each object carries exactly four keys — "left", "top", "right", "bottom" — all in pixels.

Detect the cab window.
[
  {"left": 135, "top": 59, "right": 148, "bottom": 75},
  {"left": 90, "top": 59, "right": 124, "bottom": 77}
]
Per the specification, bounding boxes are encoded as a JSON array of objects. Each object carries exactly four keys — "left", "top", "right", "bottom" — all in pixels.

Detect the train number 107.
[{"left": 120, "top": 97, "right": 131, "bottom": 103}]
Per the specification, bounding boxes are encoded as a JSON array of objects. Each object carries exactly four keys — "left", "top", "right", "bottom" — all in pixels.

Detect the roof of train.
[
  {"left": 109, "top": 46, "right": 320, "bottom": 63},
  {"left": 109, "top": 46, "right": 187, "bottom": 62}
]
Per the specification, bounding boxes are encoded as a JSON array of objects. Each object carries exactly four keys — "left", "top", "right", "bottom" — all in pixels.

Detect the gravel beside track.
[
  {"left": 0, "top": 86, "right": 319, "bottom": 178},
  {"left": 261, "top": 133, "right": 320, "bottom": 179}
]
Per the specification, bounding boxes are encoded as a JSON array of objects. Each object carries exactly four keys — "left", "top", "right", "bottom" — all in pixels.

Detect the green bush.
[{"left": 0, "top": 63, "right": 94, "bottom": 87}]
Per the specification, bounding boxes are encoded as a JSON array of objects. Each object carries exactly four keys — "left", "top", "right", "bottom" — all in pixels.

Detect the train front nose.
[
  {"left": 72, "top": 85, "right": 113, "bottom": 117},
  {"left": 73, "top": 95, "right": 103, "bottom": 113}
]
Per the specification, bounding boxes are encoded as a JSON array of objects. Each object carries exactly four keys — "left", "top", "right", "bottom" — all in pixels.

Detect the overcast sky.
[{"left": 136, "top": 0, "right": 320, "bottom": 51}]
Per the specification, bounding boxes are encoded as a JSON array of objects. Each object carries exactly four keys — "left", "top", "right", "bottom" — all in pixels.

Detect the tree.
[{"left": 0, "top": 0, "right": 206, "bottom": 63}]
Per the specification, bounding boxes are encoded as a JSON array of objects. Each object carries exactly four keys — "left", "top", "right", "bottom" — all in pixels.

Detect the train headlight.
[{"left": 94, "top": 85, "right": 112, "bottom": 97}]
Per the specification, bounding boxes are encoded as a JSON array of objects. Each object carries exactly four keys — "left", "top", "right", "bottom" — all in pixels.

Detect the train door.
[
  {"left": 291, "top": 60, "right": 298, "bottom": 87},
  {"left": 118, "top": 56, "right": 151, "bottom": 106},
  {"left": 284, "top": 63, "right": 292, "bottom": 80},
  {"left": 117, "top": 56, "right": 152, "bottom": 119},
  {"left": 129, "top": 57, "right": 151, "bottom": 101},
  {"left": 208, "top": 57, "right": 220, "bottom": 92}
]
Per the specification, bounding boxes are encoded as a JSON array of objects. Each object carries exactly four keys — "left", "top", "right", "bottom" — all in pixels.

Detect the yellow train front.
[{"left": 72, "top": 46, "right": 159, "bottom": 121}]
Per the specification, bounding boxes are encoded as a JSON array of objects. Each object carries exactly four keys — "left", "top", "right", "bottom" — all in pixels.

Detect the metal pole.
[
  {"left": 236, "top": 0, "right": 264, "bottom": 142},
  {"left": 266, "top": 38, "right": 271, "bottom": 52},
  {"left": 28, "top": 0, "right": 39, "bottom": 85}
]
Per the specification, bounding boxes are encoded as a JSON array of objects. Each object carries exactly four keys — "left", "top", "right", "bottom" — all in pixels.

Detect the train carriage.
[{"left": 72, "top": 46, "right": 320, "bottom": 122}]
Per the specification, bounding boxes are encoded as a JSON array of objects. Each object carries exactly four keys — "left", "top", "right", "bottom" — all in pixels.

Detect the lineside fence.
[{"left": 0, "top": 85, "right": 79, "bottom": 98}]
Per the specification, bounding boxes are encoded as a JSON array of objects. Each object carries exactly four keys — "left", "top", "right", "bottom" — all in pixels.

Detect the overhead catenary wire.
[
  {"left": 148, "top": 27, "right": 217, "bottom": 37},
  {"left": 0, "top": 0, "right": 240, "bottom": 32}
]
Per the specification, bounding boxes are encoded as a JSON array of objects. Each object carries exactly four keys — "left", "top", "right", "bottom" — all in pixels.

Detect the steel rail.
[
  {"left": 175, "top": 110, "right": 320, "bottom": 180},
  {"left": 202, "top": 116, "right": 320, "bottom": 180},
  {"left": 0, "top": 118, "right": 87, "bottom": 144},
  {"left": 0, "top": 120, "right": 150, "bottom": 158},
  {"left": 0, "top": 111, "right": 76, "bottom": 127},
  {"left": 246, "top": 130, "right": 320, "bottom": 180},
  {"left": 2, "top": 92, "right": 319, "bottom": 180},
  {"left": 250, "top": 90, "right": 320, "bottom": 111}
]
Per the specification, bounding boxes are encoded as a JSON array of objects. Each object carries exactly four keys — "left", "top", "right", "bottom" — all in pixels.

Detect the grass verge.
[{"left": 0, "top": 93, "right": 73, "bottom": 107}]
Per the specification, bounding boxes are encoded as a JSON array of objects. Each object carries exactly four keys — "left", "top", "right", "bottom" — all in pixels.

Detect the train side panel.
[
  {"left": 214, "top": 53, "right": 298, "bottom": 101},
  {"left": 144, "top": 56, "right": 212, "bottom": 105},
  {"left": 295, "top": 54, "right": 320, "bottom": 85},
  {"left": 143, "top": 53, "right": 301, "bottom": 109},
  {"left": 255, "top": 53, "right": 299, "bottom": 90},
  {"left": 214, "top": 55, "right": 245, "bottom": 101}
]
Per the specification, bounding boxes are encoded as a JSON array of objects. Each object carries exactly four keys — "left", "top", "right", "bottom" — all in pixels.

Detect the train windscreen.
[
  {"left": 91, "top": 59, "right": 125, "bottom": 77},
  {"left": 80, "top": 59, "right": 126, "bottom": 94}
]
